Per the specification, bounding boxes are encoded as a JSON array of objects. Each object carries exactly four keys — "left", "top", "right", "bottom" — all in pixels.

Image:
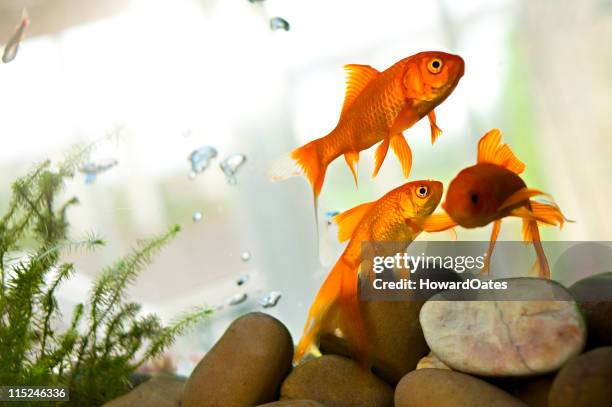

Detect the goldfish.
[
  {"left": 294, "top": 180, "right": 443, "bottom": 365},
  {"left": 268, "top": 51, "right": 464, "bottom": 227},
  {"left": 422, "top": 129, "right": 570, "bottom": 278},
  {"left": 2, "top": 9, "right": 29, "bottom": 64}
]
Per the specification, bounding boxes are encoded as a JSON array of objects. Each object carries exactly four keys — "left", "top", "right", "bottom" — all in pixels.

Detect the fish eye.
[
  {"left": 470, "top": 193, "right": 479, "bottom": 204},
  {"left": 416, "top": 185, "right": 429, "bottom": 198},
  {"left": 427, "top": 58, "right": 443, "bottom": 74}
]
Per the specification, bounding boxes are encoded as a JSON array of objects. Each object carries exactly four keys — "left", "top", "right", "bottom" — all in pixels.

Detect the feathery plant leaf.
[{"left": 0, "top": 148, "right": 211, "bottom": 406}]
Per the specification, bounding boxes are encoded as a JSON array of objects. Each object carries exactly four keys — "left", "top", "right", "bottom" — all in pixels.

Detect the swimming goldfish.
[
  {"left": 422, "top": 129, "right": 570, "bottom": 278},
  {"left": 2, "top": 9, "right": 29, "bottom": 64},
  {"left": 268, "top": 51, "right": 464, "bottom": 226},
  {"left": 294, "top": 180, "right": 443, "bottom": 365}
]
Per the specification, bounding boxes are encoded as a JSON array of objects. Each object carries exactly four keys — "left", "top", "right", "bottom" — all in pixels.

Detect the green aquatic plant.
[{"left": 0, "top": 156, "right": 211, "bottom": 406}]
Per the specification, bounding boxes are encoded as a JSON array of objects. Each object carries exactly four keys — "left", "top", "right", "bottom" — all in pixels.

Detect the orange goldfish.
[
  {"left": 2, "top": 8, "right": 29, "bottom": 64},
  {"left": 294, "top": 180, "right": 443, "bottom": 365},
  {"left": 268, "top": 51, "right": 464, "bottom": 222},
  {"left": 422, "top": 129, "right": 570, "bottom": 278}
]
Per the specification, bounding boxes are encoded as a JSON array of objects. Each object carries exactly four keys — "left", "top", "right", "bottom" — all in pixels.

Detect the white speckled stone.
[{"left": 419, "top": 278, "right": 586, "bottom": 377}]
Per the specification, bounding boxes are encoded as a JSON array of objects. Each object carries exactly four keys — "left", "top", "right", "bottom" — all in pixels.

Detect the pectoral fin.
[
  {"left": 372, "top": 138, "right": 390, "bottom": 178},
  {"left": 498, "top": 188, "right": 550, "bottom": 212},
  {"left": 420, "top": 212, "right": 458, "bottom": 233},
  {"left": 428, "top": 110, "right": 442, "bottom": 144},
  {"left": 390, "top": 134, "right": 413, "bottom": 178},
  {"left": 344, "top": 151, "right": 359, "bottom": 187}
]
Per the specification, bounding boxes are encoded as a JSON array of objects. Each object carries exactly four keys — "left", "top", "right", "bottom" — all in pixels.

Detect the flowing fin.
[
  {"left": 344, "top": 151, "right": 359, "bottom": 187},
  {"left": 294, "top": 258, "right": 367, "bottom": 364},
  {"left": 267, "top": 140, "right": 328, "bottom": 253},
  {"left": 477, "top": 129, "right": 526, "bottom": 174},
  {"left": 498, "top": 188, "right": 550, "bottom": 212},
  {"left": 420, "top": 212, "right": 458, "bottom": 233},
  {"left": 481, "top": 220, "right": 502, "bottom": 276},
  {"left": 428, "top": 110, "right": 442, "bottom": 144},
  {"left": 523, "top": 219, "right": 551, "bottom": 279},
  {"left": 530, "top": 201, "right": 573, "bottom": 227},
  {"left": 509, "top": 204, "right": 559, "bottom": 280},
  {"left": 372, "top": 138, "right": 390, "bottom": 178},
  {"left": 337, "top": 265, "right": 369, "bottom": 366},
  {"left": 341, "top": 64, "right": 380, "bottom": 116},
  {"left": 508, "top": 199, "right": 571, "bottom": 229},
  {"left": 390, "top": 134, "right": 413, "bottom": 178},
  {"left": 333, "top": 201, "right": 375, "bottom": 243}
]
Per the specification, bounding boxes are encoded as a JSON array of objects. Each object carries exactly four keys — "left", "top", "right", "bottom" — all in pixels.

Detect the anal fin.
[
  {"left": 344, "top": 151, "right": 359, "bottom": 187},
  {"left": 372, "top": 138, "right": 390, "bottom": 178}
]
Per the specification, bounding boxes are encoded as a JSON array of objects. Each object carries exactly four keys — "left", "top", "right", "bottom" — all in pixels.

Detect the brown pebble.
[
  {"left": 512, "top": 375, "right": 554, "bottom": 407},
  {"left": 395, "top": 369, "right": 528, "bottom": 407},
  {"left": 281, "top": 355, "right": 393, "bottom": 407},
  {"left": 256, "top": 400, "right": 326, "bottom": 407},
  {"left": 548, "top": 347, "right": 612, "bottom": 407},
  {"left": 102, "top": 375, "right": 185, "bottom": 407},
  {"left": 182, "top": 312, "right": 293, "bottom": 407},
  {"left": 319, "top": 300, "right": 429, "bottom": 385},
  {"left": 569, "top": 272, "right": 612, "bottom": 346}
]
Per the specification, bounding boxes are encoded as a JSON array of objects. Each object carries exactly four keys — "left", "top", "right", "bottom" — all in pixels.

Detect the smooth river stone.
[
  {"left": 102, "top": 376, "right": 185, "bottom": 407},
  {"left": 569, "top": 272, "right": 612, "bottom": 346},
  {"left": 281, "top": 355, "right": 393, "bottom": 407},
  {"left": 256, "top": 400, "right": 326, "bottom": 407},
  {"left": 419, "top": 278, "right": 586, "bottom": 376},
  {"left": 181, "top": 312, "right": 293, "bottom": 407},
  {"left": 395, "top": 369, "right": 528, "bottom": 407},
  {"left": 548, "top": 347, "right": 612, "bottom": 407}
]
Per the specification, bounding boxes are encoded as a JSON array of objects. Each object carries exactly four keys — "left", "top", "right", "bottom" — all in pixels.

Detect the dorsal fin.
[
  {"left": 332, "top": 201, "right": 375, "bottom": 242},
  {"left": 477, "top": 129, "right": 526, "bottom": 174},
  {"left": 340, "top": 64, "right": 380, "bottom": 116}
]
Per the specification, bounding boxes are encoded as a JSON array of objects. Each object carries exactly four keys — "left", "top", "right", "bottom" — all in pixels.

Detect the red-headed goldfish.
[
  {"left": 295, "top": 180, "right": 443, "bottom": 365},
  {"left": 2, "top": 9, "right": 29, "bottom": 64},
  {"left": 268, "top": 52, "right": 464, "bottom": 226},
  {"left": 422, "top": 129, "right": 570, "bottom": 278}
]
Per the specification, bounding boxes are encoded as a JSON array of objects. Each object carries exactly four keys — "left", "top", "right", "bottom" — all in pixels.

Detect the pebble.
[
  {"left": 548, "top": 347, "right": 612, "bottom": 407},
  {"left": 511, "top": 375, "right": 554, "bottom": 407},
  {"left": 395, "top": 369, "right": 528, "bottom": 407},
  {"left": 256, "top": 400, "right": 325, "bottom": 407},
  {"left": 419, "top": 278, "right": 586, "bottom": 376},
  {"left": 181, "top": 313, "right": 293, "bottom": 407},
  {"left": 102, "top": 376, "right": 185, "bottom": 407},
  {"left": 281, "top": 355, "right": 393, "bottom": 407},
  {"left": 416, "top": 352, "right": 450, "bottom": 370},
  {"left": 569, "top": 272, "right": 612, "bottom": 346}
]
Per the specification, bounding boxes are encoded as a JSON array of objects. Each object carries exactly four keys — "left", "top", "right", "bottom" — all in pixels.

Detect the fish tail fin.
[
  {"left": 267, "top": 140, "right": 327, "bottom": 198},
  {"left": 268, "top": 140, "right": 329, "bottom": 250},
  {"left": 337, "top": 263, "right": 370, "bottom": 366},
  {"left": 294, "top": 259, "right": 348, "bottom": 363},
  {"left": 294, "top": 258, "right": 369, "bottom": 365}
]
